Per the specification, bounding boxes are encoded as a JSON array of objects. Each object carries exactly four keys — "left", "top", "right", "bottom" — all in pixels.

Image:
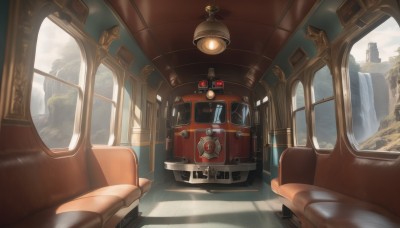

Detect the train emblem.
[{"left": 197, "top": 136, "right": 221, "bottom": 159}]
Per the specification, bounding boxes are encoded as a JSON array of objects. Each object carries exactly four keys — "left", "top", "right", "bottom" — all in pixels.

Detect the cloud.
[
  {"left": 34, "top": 18, "right": 79, "bottom": 73},
  {"left": 351, "top": 17, "right": 400, "bottom": 63}
]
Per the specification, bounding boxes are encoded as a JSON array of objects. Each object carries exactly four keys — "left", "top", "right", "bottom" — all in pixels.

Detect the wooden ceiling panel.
[
  {"left": 149, "top": 22, "right": 199, "bottom": 55},
  {"left": 165, "top": 49, "right": 261, "bottom": 69},
  {"left": 175, "top": 63, "right": 248, "bottom": 84},
  {"left": 216, "top": 0, "right": 291, "bottom": 26},
  {"left": 224, "top": 21, "right": 274, "bottom": 54},
  {"left": 132, "top": 0, "right": 206, "bottom": 28},
  {"left": 107, "top": 0, "right": 146, "bottom": 32},
  {"left": 263, "top": 29, "right": 292, "bottom": 59},
  {"left": 279, "top": 0, "right": 317, "bottom": 31},
  {"left": 133, "top": 29, "right": 160, "bottom": 59},
  {"left": 107, "top": 0, "right": 318, "bottom": 93}
]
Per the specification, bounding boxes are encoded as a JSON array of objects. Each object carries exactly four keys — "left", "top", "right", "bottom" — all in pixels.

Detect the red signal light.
[
  {"left": 198, "top": 80, "right": 208, "bottom": 90},
  {"left": 213, "top": 80, "right": 224, "bottom": 89}
]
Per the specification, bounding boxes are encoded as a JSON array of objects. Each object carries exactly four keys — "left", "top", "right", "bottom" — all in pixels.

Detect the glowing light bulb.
[{"left": 206, "top": 38, "right": 218, "bottom": 51}]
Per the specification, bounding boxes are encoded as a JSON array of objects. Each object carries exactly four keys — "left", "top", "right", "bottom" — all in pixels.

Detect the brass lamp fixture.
[{"left": 193, "top": 5, "right": 230, "bottom": 55}]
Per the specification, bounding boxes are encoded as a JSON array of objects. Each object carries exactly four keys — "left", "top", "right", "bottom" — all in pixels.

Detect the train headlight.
[
  {"left": 179, "top": 130, "right": 189, "bottom": 138},
  {"left": 206, "top": 89, "right": 215, "bottom": 100}
]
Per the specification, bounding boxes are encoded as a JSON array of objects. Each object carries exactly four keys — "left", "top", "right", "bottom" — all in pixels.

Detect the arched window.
[
  {"left": 347, "top": 17, "right": 400, "bottom": 152},
  {"left": 30, "top": 17, "right": 85, "bottom": 151},
  {"left": 90, "top": 63, "right": 117, "bottom": 145},
  {"left": 292, "top": 81, "right": 306, "bottom": 146},
  {"left": 312, "top": 65, "right": 337, "bottom": 149},
  {"left": 120, "top": 77, "right": 134, "bottom": 145}
]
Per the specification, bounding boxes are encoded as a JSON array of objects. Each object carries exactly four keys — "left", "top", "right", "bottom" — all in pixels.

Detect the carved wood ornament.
[
  {"left": 98, "top": 25, "right": 120, "bottom": 51},
  {"left": 306, "top": 25, "right": 332, "bottom": 70},
  {"left": 306, "top": 25, "right": 329, "bottom": 55},
  {"left": 139, "top": 65, "right": 155, "bottom": 83},
  {"left": 272, "top": 65, "right": 288, "bottom": 129}
]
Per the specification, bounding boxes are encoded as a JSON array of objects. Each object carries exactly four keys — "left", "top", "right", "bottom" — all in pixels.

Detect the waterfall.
[
  {"left": 30, "top": 80, "right": 45, "bottom": 116},
  {"left": 356, "top": 72, "right": 379, "bottom": 142}
]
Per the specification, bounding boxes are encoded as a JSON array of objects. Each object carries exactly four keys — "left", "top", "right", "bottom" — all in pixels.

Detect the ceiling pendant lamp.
[{"left": 193, "top": 5, "right": 230, "bottom": 55}]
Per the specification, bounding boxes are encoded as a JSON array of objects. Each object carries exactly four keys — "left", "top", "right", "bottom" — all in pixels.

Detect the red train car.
[{"left": 165, "top": 80, "right": 257, "bottom": 184}]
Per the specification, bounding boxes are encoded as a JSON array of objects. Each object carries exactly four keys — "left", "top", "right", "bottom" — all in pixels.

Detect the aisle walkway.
[{"left": 129, "top": 173, "right": 294, "bottom": 228}]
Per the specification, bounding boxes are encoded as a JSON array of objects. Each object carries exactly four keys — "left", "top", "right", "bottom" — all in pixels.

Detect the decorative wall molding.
[
  {"left": 306, "top": 25, "right": 329, "bottom": 56},
  {"left": 139, "top": 64, "right": 155, "bottom": 83},
  {"left": 116, "top": 46, "right": 135, "bottom": 68},
  {"left": 306, "top": 25, "right": 332, "bottom": 70},
  {"left": 1, "top": 0, "right": 53, "bottom": 123},
  {"left": 289, "top": 48, "right": 308, "bottom": 70},
  {"left": 272, "top": 65, "right": 289, "bottom": 129}
]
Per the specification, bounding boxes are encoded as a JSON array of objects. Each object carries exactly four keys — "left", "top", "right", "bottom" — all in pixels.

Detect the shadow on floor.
[{"left": 126, "top": 172, "right": 296, "bottom": 228}]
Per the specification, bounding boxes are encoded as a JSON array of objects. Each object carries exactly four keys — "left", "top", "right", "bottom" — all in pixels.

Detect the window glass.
[
  {"left": 120, "top": 78, "right": 133, "bottom": 144},
  {"left": 314, "top": 100, "right": 337, "bottom": 148},
  {"left": 293, "top": 81, "right": 306, "bottom": 146},
  {"left": 90, "top": 63, "right": 116, "bottom": 145},
  {"left": 195, "top": 102, "right": 226, "bottom": 124},
  {"left": 312, "top": 66, "right": 337, "bottom": 149},
  {"left": 294, "top": 82, "right": 305, "bottom": 109},
  {"left": 172, "top": 103, "right": 191, "bottom": 126},
  {"left": 313, "top": 66, "right": 334, "bottom": 101},
  {"left": 231, "top": 103, "right": 250, "bottom": 126},
  {"left": 262, "top": 96, "right": 269, "bottom": 103},
  {"left": 30, "top": 18, "right": 84, "bottom": 150},
  {"left": 348, "top": 17, "right": 400, "bottom": 152},
  {"left": 295, "top": 109, "right": 307, "bottom": 145}
]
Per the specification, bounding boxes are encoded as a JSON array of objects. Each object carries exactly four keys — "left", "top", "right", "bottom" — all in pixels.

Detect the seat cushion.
[
  {"left": 13, "top": 195, "right": 122, "bottom": 228},
  {"left": 79, "top": 184, "right": 141, "bottom": 206},
  {"left": 304, "top": 202, "right": 400, "bottom": 228},
  {"left": 271, "top": 178, "right": 280, "bottom": 194},
  {"left": 139, "top": 178, "right": 152, "bottom": 196},
  {"left": 278, "top": 183, "right": 361, "bottom": 213}
]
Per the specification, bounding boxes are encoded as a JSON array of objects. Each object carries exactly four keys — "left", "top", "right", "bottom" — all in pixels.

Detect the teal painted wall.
[
  {"left": 132, "top": 143, "right": 167, "bottom": 179},
  {"left": 154, "top": 143, "right": 167, "bottom": 176},
  {"left": 269, "top": 146, "right": 286, "bottom": 180},
  {"left": 0, "top": 0, "right": 9, "bottom": 83},
  {"left": 262, "top": 0, "right": 343, "bottom": 85},
  {"left": 132, "top": 145, "right": 151, "bottom": 178},
  {"left": 83, "top": 0, "right": 162, "bottom": 86}
]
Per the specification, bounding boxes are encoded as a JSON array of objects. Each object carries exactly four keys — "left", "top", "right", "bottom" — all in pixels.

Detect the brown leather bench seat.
[
  {"left": 139, "top": 178, "right": 152, "bottom": 196},
  {"left": 0, "top": 145, "right": 151, "bottom": 227},
  {"left": 12, "top": 185, "right": 141, "bottom": 228},
  {"left": 271, "top": 147, "right": 400, "bottom": 227}
]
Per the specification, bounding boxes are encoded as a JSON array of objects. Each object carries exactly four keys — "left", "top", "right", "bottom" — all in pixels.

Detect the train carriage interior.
[{"left": 1, "top": 0, "right": 400, "bottom": 227}]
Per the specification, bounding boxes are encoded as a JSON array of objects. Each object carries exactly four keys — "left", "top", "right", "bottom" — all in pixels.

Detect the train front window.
[
  {"left": 231, "top": 103, "right": 250, "bottom": 126},
  {"left": 30, "top": 17, "right": 84, "bottom": 151},
  {"left": 195, "top": 102, "right": 226, "bottom": 124},
  {"left": 347, "top": 17, "right": 400, "bottom": 153},
  {"left": 312, "top": 65, "right": 337, "bottom": 149},
  {"left": 172, "top": 103, "right": 191, "bottom": 126}
]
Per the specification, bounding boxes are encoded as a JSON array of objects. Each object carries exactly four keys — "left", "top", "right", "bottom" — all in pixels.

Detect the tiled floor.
[{"left": 128, "top": 173, "right": 295, "bottom": 228}]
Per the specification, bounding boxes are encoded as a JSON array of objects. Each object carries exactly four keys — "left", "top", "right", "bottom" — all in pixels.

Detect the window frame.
[
  {"left": 30, "top": 15, "right": 86, "bottom": 154},
  {"left": 172, "top": 102, "right": 192, "bottom": 126},
  {"left": 292, "top": 80, "right": 307, "bottom": 146},
  {"left": 120, "top": 75, "right": 135, "bottom": 145},
  {"left": 230, "top": 102, "right": 251, "bottom": 127},
  {"left": 194, "top": 101, "right": 227, "bottom": 124},
  {"left": 310, "top": 63, "right": 338, "bottom": 152},
  {"left": 90, "top": 60, "right": 119, "bottom": 146},
  {"left": 343, "top": 14, "right": 400, "bottom": 157}
]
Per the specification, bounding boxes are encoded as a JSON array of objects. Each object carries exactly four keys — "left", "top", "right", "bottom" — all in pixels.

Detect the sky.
[
  {"left": 351, "top": 17, "right": 400, "bottom": 63},
  {"left": 35, "top": 18, "right": 79, "bottom": 74}
]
